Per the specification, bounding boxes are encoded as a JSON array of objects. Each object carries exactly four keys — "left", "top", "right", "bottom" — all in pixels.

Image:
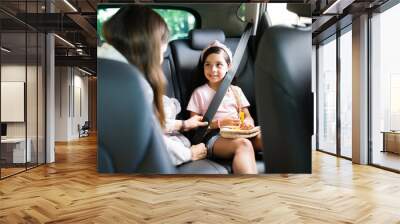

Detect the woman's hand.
[
  {"left": 183, "top": 115, "right": 208, "bottom": 131},
  {"left": 190, "top": 143, "right": 207, "bottom": 161}
]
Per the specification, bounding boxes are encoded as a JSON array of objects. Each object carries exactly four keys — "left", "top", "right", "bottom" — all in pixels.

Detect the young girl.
[{"left": 187, "top": 41, "right": 262, "bottom": 174}]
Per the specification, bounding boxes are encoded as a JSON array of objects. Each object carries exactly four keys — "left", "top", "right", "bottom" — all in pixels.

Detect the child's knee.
[
  {"left": 234, "top": 138, "right": 252, "bottom": 148},
  {"left": 234, "top": 138, "right": 254, "bottom": 154}
]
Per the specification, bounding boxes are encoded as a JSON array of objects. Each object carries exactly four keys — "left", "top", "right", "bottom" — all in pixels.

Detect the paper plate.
[{"left": 220, "top": 126, "right": 260, "bottom": 139}]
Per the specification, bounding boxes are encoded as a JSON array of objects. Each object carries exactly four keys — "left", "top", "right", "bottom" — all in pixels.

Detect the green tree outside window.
[{"left": 97, "top": 7, "right": 196, "bottom": 43}]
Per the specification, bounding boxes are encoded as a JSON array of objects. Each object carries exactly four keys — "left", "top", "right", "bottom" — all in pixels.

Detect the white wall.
[
  {"left": 55, "top": 66, "right": 89, "bottom": 141},
  {"left": 55, "top": 66, "right": 69, "bottom": 141}
]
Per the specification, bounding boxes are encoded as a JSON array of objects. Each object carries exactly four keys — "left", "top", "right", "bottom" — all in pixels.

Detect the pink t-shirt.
[{"left": 187, "top": 84, "right": 250, "bottom": 121}]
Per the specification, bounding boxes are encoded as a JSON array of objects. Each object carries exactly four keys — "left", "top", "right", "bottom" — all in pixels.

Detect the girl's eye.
[{"left": 217, "top": 63, "right": 223, "bottom": 67}]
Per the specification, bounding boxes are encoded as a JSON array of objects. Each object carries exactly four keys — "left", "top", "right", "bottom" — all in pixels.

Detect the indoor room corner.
[{"left": 0, "top": 0, "right": 399, "bottom": 223}]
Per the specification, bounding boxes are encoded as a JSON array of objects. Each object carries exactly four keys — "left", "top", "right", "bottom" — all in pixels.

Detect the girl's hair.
[
  {"left": 103, "top": 5, "right": 169, "bottom": 127},
  {"left": 201, "top": 46, "right": 231, "bottom": 65}
]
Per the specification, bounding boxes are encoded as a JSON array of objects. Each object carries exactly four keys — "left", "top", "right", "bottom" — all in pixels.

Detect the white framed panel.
[{"left": 1, "top": 81, "right": 25, "bottom": 122}]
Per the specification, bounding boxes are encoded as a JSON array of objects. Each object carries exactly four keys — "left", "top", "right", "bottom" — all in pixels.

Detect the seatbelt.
[{"left": 192, "top": 23, "right": 253, "bottom": 144}]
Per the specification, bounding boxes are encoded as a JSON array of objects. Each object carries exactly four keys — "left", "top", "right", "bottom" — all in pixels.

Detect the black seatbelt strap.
[{"left": 192, "top": 23, "right": 253, "bottom": 144}]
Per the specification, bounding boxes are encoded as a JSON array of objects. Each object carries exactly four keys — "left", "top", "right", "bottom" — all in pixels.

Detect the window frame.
[
  {"left": 315, "top": 23, "right": 353, "bottom": 161},
  {"left": 368, "top": 0, "right": 400, "bottom": 173}
]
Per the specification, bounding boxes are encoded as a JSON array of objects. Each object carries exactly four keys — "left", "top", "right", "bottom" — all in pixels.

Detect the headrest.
[
  {"left": 163, "top": 45, "right": 171, "bottom": 58},
  {"left": 190, "top": 29, "right": 226, "bottom": 50}
]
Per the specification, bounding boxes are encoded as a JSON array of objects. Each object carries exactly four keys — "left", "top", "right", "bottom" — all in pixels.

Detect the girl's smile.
[{"left": 204, "top": 53, "right": 231, "bottom": 88}]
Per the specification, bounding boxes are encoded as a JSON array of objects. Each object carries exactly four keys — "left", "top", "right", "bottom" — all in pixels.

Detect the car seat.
[{"left": 255, "top": 25, "right": 313, "bottom": 173}]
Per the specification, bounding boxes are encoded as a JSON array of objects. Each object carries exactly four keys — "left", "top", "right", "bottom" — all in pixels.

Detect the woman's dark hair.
[{"left": 103, "top": 5, "right": 169, "bottom": 127}]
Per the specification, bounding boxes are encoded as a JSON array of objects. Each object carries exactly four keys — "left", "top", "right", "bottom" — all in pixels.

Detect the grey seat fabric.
[
  {"left": 177, "top": 160, "right": 228, "bottom": 174},
  {"left": 97, "top": 58, "right": 176, "bottom": 174},
  {"left": 162, "top": 46, "right": 180, "bottom": 99},
  {"left": 255, "top": 25, "right": 313, "bottom": 173}
]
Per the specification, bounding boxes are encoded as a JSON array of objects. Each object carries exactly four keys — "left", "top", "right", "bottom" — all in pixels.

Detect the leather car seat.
[{"left": 255, "top": 25, "right": 313, "bottom": 173}]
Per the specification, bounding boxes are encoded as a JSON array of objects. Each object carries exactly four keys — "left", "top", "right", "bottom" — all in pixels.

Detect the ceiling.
[
  {"left": 0, "top": 0, "right": 100, "bottom": 72},
  {"left": 0, "top": 0, "right": 392, "bottom": 75}
]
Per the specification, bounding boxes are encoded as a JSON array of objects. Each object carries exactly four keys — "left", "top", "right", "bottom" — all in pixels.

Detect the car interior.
[{"left": 97, "top": 3, "right": 313, "bottom": 174}]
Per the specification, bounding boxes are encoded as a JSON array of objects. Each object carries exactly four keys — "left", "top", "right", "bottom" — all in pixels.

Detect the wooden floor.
[
  {"left": 1, "top": 163, "right": 45, "bottom": 178},
  {"left": 1, "top": 135, "right": 400, "bottom": 223},
  {"left": 1, "top": 167, "right": 26, "bottom": 178}
]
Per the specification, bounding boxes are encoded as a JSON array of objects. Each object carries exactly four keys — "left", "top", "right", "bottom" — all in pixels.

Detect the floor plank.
[{"left": 1, "top": 135, "right": 400, "bottom": 223}]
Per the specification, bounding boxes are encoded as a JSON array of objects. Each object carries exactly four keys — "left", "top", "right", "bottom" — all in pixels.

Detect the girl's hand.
[
  {"left": 240, "top": 120, "right": 254, "bottom": 130},
  {"left": 221, "top": 118, "right": 240, "bottom": 127},
  {"left": 191, "top": 143, "right": 207, "bottom": 161}
]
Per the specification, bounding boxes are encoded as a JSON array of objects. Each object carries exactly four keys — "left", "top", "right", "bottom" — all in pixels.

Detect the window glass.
[
  {"left": 266, "top": 3, "right": 311, "bottom": 27},
  {"left": 97, "top": 7, "right": 196, "bottom": 43},
  {"left": 312, "top": 46, "right": 317, "bottom": 150},
  {"left": 154, "top": 9, "right": 196, "bottom": 40},
  {"left": 97, "top": 8, "right": 119, "bottom": 43},
  {"left": 318, "top": 37, "right": 337, "bottom": 154},
  {"left": 340, "top": 29, "right": 352, "bottom": 158},
  {"left": 237, "top": 4, "right": 246, "bottom": 22},
  {"left": 1, "top": 10, "right": 28, "bottom": 178},
  {"left": 371, "top": 3, "right": 400, "bottom": 171},
  {"left": 27, "top": 31, "right": 38, "bottom": 169}
]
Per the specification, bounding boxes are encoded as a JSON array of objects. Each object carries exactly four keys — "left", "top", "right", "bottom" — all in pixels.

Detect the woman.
[
  {"left": 101, "top": 5, "right": 208, "bottom": 165},
  {"left": 102, "top": 5, "right": 167, "bottom": 127}
]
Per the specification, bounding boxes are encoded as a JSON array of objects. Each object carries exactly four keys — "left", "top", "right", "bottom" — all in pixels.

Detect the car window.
[
  {"left": 97, "top": 7, "right": 119, "bottom": 43},
  {"left": 266, "top": 3, "right": 311, "bottom": 27},
  {"left": 153, "top": 9, "right": 196, "bottom": 40},
  {"left": 97, "top": 6, "right": 197, "bottom": 43},
  {"left": 237, "top": 4, "right": 246, "bottom": 22}
]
